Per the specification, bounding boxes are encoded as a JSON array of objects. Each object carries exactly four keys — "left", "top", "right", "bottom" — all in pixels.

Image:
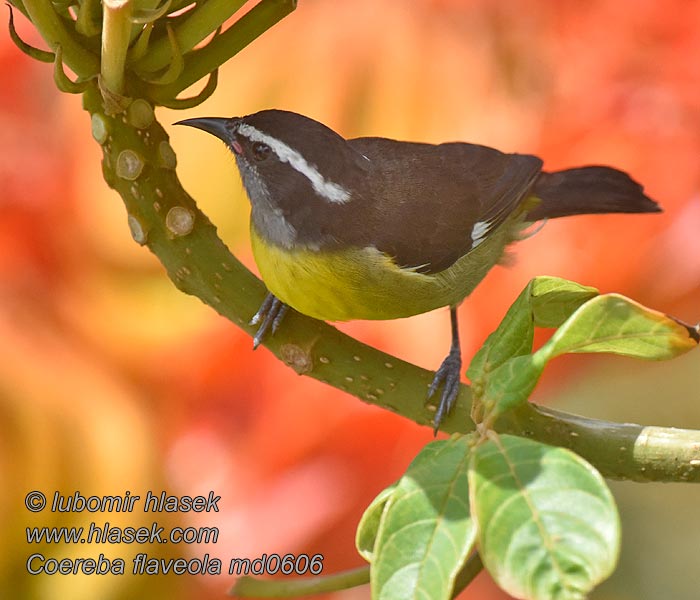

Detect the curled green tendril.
[
  {"left": 51, "top": 0, "right": 74, "bottom": 10},
  {"left": 139, "top": 23, "right": 183, "bottom": 85},
  {"left": 7, "top": 0, "right": 29, "bottom": 18},
  {"left": 53, "top": 44, "right": 93, "bottom": 93},
  {"left": 157, "top": 67, "right": 217, "bottom": 109},
  {"left": 128, "top": 20, "right": 154, "bottom": 63},
  {"left": 75, "top": 0, "right": 101, "bottom": 37},
  {"left": 7, "top": 4, "right": 54, "bottom": 62},
  {"left": 131, "top": 0, "right": 172, "bottom": 24},
  {"left": 168, "top": 0, "right": 198, "bottom": 13}
]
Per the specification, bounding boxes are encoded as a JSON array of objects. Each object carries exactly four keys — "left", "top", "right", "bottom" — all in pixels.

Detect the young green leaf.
[
  {"left": 371, "top": 437, "right": 476, "bottom": 600},
  {"left": 467, "top": 277, "right": 597, "bottom": 383},
  {"left": 356, "top": 483, "right": 397, "bottom": 562},
  {"left": 467, "top": 281, "right": 535, "bottom": 382},
  {"left": 468, "top": 282, "right": 698, "bottom": 423},
  {"left": 469, "top": 434, "right": 620, "bottom": 600},
  {"left": 529, "top": 277, "right": 599, "bottom": 329},
  {"left": 478, "top": 354, "right": 543, "bottom": 421},
  {"left": 538, "top": 294, "right": 699, "bottom": 361}
]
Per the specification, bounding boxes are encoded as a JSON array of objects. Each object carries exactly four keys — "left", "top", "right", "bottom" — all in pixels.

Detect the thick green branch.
[
  {"left": 504, "top": 404, "right": 700, "bottom": 483},
  {"left": 80, "top": 81, "right": 700, "bottom": 484}
]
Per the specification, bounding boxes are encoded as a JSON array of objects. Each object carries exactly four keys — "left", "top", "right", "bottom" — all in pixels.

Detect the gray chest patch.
[
  {"left": 237, "top": 157, "right": 297, "bottom": 248},
  {"left": 251, "top": 205, "right": 297, "bottom": 249}
]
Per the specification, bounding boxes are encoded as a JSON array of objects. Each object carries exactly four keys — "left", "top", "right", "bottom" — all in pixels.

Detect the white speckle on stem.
[
  {"left": 127, "top": 214, "right": 148, "bottom": 245},
  {"left": 165, "top": 206, "right": 195, "bottom": 236},
  {"left": 116, "top": 149, "right": 144, "bottom": 180},
  {"left": 91, "top": 113, "right": 109, "bottom": 144}
]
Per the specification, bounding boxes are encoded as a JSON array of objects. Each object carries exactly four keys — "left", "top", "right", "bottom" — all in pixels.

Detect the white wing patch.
[
  {"left": 237, "top": 123, "right": 351, "bottom": 204},
  {"left": 470, "top": 220, "right": 490, "bottom": 248}
]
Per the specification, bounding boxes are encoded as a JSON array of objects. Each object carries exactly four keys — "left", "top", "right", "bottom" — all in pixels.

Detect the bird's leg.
[
  {"left": 427, "top": 306, "right": 462, "bottom": 433},
  {"left": 249, "top": 293, "right": 289, "bottom": 349}
]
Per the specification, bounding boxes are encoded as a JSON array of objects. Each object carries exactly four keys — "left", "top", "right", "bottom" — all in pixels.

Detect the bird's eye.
[{"left": 252, "top": 142, "right": 271, "bottom": 161}]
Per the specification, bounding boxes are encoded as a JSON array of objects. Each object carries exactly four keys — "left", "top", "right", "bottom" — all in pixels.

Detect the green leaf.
[
  {"left": 467, "top": 277, "right": 598, "bottom": 422},
  {"left": 467, "top": 277, "right": 597, "bottom": 383},
  {"left": 469, "top": 434, "right": 620, "bottom": 600},
  {"left": 538, "top": 293, "right": 698, "bottom": 361},
  {"left": 467, "top": 281, "right": 535, "bottom": 383},
  {"left": 371, "top": 437, "right": 476, "bottom": 600},
  {"left": 479, "top": 354, "right": 543, "bottom": 419},
  {"left": 529, "top": 277, "right": 599, "bottom": 328},
  {"left": 467, "top": 281, "right": 697, "bottom": 423},
  {"left": 356, "top": 483, "right": 397, "bottom": 562}
]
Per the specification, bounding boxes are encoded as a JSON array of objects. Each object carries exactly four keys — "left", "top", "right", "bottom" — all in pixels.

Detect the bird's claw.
[
  {"left": 427, "top": 349, "right": 462, "bottom": 434},
  {"left": 250, "top": 293, "right": 288, "bottom": 349}
]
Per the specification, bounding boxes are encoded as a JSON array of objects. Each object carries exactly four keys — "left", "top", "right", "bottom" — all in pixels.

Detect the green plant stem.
[
  {"left": 505, "top": 404, "right": 700, "bottom": 483},
  {"left": 22, "top": 0, "right": 99, "bottom": 77},
  {"left": 132, "top": 0, "right": 248, "bottom": 73},
  {"left": 101, "top": 0, "right": 133, "bottom": 96},
  {"left": 145, "top": 0, "right": 296, "bottom": 100},
  {"left": 230, "top": 566, "right": 369, "bottom": 597}
]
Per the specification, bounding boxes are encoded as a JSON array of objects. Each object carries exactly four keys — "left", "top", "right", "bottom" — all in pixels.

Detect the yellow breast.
[{"left": 249, "top": 220, "right": 517, "bottom": 322}]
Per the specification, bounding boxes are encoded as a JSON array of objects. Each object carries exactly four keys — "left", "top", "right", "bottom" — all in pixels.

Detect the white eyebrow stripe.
[{"left": 237, "top": 123, "right": 351, "bottom": 204}]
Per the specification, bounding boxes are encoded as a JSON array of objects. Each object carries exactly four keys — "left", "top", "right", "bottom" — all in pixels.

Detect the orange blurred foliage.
[{"left": 2, "top": 1, "right": 698, "bottom": 599}]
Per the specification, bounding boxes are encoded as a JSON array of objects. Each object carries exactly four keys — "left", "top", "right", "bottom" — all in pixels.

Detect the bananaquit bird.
[{"left": 176, "top": 110, "right": 660, "bottom": 429}]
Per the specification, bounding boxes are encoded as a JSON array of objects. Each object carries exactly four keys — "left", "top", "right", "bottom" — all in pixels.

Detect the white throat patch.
[{"left": 236, "top": 123, "right": 351, "bottom": 204}]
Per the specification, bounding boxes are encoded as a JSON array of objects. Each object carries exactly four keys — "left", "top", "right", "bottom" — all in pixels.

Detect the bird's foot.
[
  {"left": 427, "top": 347, "right": 462, "bottom": 434},
  {"left": 249, "top": 293, "right": 288, "bottom": 349}
]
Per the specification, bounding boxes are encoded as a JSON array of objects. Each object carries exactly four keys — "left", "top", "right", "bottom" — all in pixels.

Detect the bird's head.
[{"left": 176, "top": 109, "right": 369, "bottom": 211}]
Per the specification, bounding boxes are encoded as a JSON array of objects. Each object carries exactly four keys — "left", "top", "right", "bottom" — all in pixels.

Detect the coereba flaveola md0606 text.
[{"left": 176, "top": 110, "right": 660, "bottom": 430}]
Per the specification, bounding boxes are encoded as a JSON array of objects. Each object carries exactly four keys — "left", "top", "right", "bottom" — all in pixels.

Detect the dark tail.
[{"left": 526, "top": 166, "right": 661, "bottom": 221}]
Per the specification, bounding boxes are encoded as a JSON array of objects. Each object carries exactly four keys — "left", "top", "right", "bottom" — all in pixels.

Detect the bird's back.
[{"left": 348, "top": 137, "right": 543, "bottom": 273}]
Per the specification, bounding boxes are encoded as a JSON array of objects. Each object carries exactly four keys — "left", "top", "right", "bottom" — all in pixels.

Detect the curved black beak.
[{"left": 174, "top": 117, "right": 231, "bottom": 142}]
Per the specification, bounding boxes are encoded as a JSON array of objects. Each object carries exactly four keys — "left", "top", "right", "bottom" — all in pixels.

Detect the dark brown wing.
[{"left": 348, "top": 137, "right": 543, "bottom": 273}]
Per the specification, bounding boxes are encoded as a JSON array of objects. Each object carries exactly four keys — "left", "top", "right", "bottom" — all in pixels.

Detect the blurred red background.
[{"left": 2, "top": 1, "right": 699, "bottom": 599}]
